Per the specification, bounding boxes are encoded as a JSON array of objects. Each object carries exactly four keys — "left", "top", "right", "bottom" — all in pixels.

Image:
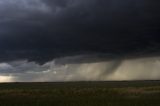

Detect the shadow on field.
[{"left": 0, "top": 81, "right": 160, "bottom": 106}]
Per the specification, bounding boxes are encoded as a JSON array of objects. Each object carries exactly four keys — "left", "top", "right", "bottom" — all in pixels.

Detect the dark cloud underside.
[{"left": 0, "top": 0, "right": 160, "bottom": 64}]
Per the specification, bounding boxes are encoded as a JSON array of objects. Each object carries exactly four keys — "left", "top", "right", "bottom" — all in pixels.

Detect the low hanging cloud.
[
  {"left": 1, "top": 55, "right": 160, "bottom": 82},
  {"left": 0, "top": 0, "right": 160, "bottom": 82}
]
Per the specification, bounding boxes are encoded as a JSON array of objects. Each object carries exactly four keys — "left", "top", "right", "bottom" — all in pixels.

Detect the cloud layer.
[
  {"left": 1, "top": 55, "right": 160, "bottom": 82},
  {"left": 0, "top": 0, "right": 160, "bottom": 82},
  {"left": 0, "top": 0, "right": 160, "bottom": 63}
]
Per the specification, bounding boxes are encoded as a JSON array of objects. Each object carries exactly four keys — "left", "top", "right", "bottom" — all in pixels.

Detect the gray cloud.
[
  {"left": 0, "top": 0, "right": 160, "bottom": 64},
  {"left": 0, "top": 0, "right": 160, "bottom": 82},
  {"left": 1, "top": 55, "right": 160, "bottom": 82},
  {"left": 0, "top": 0, "right": 50, "bottom": 22}
]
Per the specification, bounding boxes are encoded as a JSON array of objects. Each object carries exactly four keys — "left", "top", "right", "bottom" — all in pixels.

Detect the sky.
[{"left": 0, "top": 0, "right": 160, "bottom": 82}]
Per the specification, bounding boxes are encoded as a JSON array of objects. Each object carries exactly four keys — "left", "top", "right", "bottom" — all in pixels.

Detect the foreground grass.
[{"left": 0, "top": 81, "right": 160, "bottom": 106}]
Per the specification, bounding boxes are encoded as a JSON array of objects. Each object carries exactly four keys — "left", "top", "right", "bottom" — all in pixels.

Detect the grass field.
[{"left": 0, "top": 81, "right": 160, "bottom": 106}]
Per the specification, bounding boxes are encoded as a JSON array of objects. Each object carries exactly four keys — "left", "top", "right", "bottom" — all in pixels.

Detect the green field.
[{"left": 0, "top": 81, "right": 160, "bottom": 106}]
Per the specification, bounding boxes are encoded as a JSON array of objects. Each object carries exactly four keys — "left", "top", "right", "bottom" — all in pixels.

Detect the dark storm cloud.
[{"left": 0, "top": 0, "right": 160, "bottom": 64}]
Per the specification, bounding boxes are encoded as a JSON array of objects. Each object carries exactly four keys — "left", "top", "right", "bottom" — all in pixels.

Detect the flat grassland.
[{"left": 0, "top": 81, "right": 160, "bottom": 106}]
